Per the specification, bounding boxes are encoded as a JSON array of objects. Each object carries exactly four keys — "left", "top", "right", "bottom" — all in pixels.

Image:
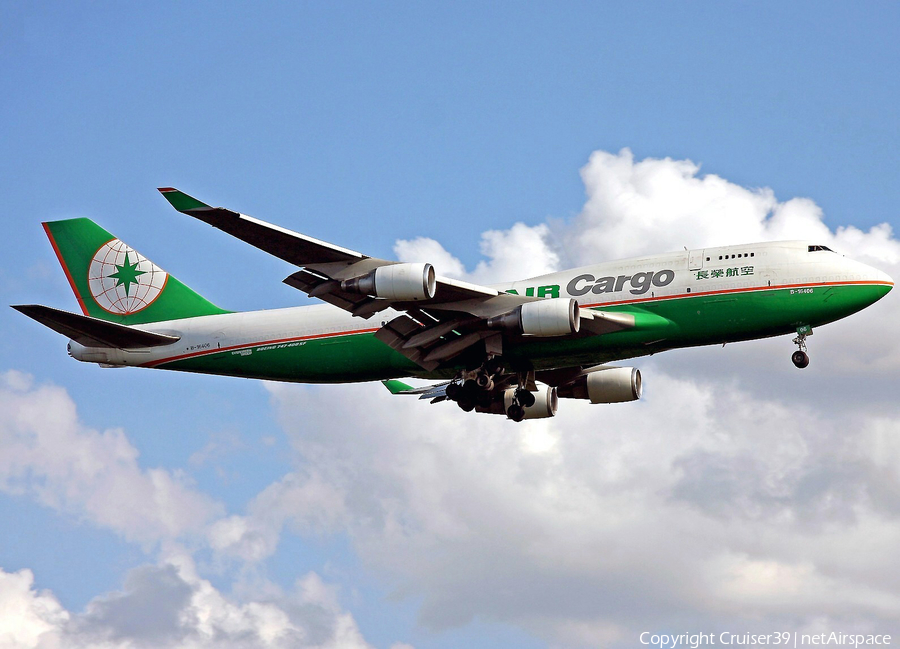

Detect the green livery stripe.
[
  {"left": 43, "top": 218, "right": 231, "bottom": 325},
  {"left": 144, "top": 281, "right": 891, "bottom": 383},
  {"left": 382, "top": 379, "right": 415, "bottom": 394},
  {"left": 150, "top": 328, "right": 416, "bottom": 383},
  {"left": 142, "top": 327, "right": 382, "bottom": 369}
]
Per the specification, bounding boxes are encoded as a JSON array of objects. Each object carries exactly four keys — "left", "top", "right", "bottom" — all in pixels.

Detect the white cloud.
[
  {"left": 0, "top": 371, "right": 222, "bottom": 545},
  {"left": 255, "top": 368, "right": 900, "bottom": 646},
  {"left": 394, "top": 237, "right": 467, "bottom": 279},
  {"left": 0, "top": 373, "right": 384, "bottom": 649},
  {"left": 208, "top": 471, "right": 348, "bottom": 563},
  {"left": 395, "top": 222, "right": 560, "bottom": 284},
  {"left": 0, "top": 560, "right": 373, "bottom": 649},
  {"left": 0, "top": 568, "right": 68, "bottom": 649}
]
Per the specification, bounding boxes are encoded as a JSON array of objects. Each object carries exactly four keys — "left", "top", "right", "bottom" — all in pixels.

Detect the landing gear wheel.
[
  {"left": 458, "top": 398, "right": 476, "bottom": 412},
  {"left": 506, "top": 403, "right": 525, "bottom": 422},
  {"left": 485, "top": 356, "right": 503, "bottom": 376},
  {"left": 445, "top": 382, "right": 461, "bottom": 400},
  {"left": 474, "top": 371, "right": 493, "bottom": 390},
  {"left": 515, "top": 388, "right": 536, "bottom": 408},
  {"left": 791, "top": 350, "right": 809, "bottom": 369}
]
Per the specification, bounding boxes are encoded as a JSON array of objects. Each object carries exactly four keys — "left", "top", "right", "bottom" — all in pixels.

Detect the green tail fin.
[{"left": 43, "top": 218, "right": 230, "bottom": 325}]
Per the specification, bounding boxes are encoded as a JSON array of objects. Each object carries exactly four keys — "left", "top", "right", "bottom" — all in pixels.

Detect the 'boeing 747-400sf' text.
[{"left": 14, "top": 189, "right": 893, "bottom": 421}]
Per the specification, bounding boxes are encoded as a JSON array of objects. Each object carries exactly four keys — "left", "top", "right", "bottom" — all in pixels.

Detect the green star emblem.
[{"left": 108, "top": 252, "right": 146, "bottom": 296}]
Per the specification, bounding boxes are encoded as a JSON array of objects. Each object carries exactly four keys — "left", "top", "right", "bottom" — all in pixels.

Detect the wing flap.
[
  {"left": 374, "top": 315, "right": 441, "bottom": 370},
  {"left": 12, "top": 305, "right": 180, "bottom": 348}
]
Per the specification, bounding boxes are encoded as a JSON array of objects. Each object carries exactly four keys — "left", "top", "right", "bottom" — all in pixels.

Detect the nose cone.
[{"left": 863, "top": 264, "right": 893, "bottom": 305}]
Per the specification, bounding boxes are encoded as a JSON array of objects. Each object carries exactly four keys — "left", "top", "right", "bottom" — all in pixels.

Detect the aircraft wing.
[
  {"left": 158, "top": 188, "right": 365, "bottom": 266},
  {"left": 160, "top": 188, "right": 633, "bottom": 370}
]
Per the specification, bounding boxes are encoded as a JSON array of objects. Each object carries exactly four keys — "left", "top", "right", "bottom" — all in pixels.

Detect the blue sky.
[{"left": 2, "top": 3, "right": 900, "bottom": 648}]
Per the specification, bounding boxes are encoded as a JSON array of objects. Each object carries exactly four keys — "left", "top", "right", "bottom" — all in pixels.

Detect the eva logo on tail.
[{"left": 88, "top": 239, "right": 168, "bottom": 315}]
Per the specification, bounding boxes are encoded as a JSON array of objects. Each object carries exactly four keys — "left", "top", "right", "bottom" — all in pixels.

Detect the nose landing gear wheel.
[{"left": 791, "top": 350, "right": 809, "bottom": 369}]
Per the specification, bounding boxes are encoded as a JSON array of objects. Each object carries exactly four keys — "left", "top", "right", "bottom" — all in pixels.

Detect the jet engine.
[
  {"left": 557, "top": 367, "right": 642, "bottom": 403},
  {"left": 487, "top": 298, "right": 580, "bottom": 336},
  {"left": 473, "top": 386, "right": 559, "bottom": 419},
  {"left": 341, "top": 263, "right": 436, "bottom": 301}
]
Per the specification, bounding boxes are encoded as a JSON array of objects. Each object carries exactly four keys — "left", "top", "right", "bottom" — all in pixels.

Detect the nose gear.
[{"left": 791, "top": 325, "right": 812, "bottom": 369}]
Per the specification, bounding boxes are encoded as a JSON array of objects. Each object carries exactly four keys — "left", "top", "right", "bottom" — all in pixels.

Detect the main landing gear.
[
  {"left": 446, "top": 357, "right": 504, "bottom": 412},
  {"left": 791, "top": 326, "right": 812, "bottom": 369},
  {"left": 506, "top": 387, "right": 535, "bottom": 423},
  {"left": 445, "top": 379, "right": 490, "bottom": 412},
  {"left": 444, "top": 357, "right": 535, "bottom": 421}
]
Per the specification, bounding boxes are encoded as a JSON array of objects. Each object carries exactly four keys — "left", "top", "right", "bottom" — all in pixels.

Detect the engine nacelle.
[
  {"left": 505, "top": 386, "right": 558, "bottom": 419},
  {"left": 341, "top": 262, "right": 436, "bottom": 301},
  {"left": 474, "top": 386, "right": 559, "bottom": 419},
  {"left": 557, "top": 367, "right": 642, "bottom": 404},
  {"left": 487, "top": 298, "right": 580, "bottom": 336}
]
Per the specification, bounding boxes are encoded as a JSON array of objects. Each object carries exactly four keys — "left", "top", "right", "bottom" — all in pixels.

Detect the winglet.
[
  {"left": 157, "top": 188, "right": 211, "bottom": 213},
  {"left": 382, "top": 379, "right": 414, "bottom": 394}
]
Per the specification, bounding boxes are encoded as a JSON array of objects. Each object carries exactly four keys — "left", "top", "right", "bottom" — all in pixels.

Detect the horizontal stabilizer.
[
  {"left": 11, "top": 305, "right": 180, "bottom": 349},
  {"left": 381, "top": 379, "right": 415, "bottom": 394},
  {"left": 381, "top": 379, "right": 451, "bottom": 401}
]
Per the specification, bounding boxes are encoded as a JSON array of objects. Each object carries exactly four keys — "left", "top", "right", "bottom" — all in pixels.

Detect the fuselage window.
[{"left": 808, "top": 245, "right": 834, "bottom": 252}]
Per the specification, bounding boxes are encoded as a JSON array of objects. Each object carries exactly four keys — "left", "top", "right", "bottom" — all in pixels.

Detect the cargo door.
[{"left": 688, "top": 249, "right": 705, "bottom": 271}]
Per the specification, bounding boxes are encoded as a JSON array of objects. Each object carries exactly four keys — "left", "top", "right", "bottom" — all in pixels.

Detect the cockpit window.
[{"left": 808, "top": 245, "right": 834, "bottom": 252}]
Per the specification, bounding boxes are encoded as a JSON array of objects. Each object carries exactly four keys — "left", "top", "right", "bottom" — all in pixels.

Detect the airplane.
[{"left": 12, "top": 188, "right": 894, "bottom": 422}]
